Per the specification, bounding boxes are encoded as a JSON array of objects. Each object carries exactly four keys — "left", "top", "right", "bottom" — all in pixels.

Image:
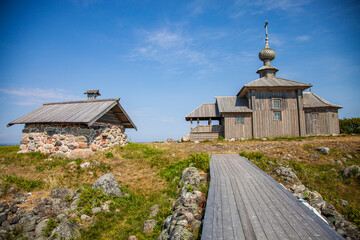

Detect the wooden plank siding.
[
  {"left": 251, "top": 90, "right": 300, "bottom": 138},
  {"left": 305, "top": 109, "right": 340, "bottom": 135},
  {"left": 223, "top": 114, "right": 252, "bottom": 139},
  {"left": 202, "top": 154, "right": 344, "bottom": 240}
]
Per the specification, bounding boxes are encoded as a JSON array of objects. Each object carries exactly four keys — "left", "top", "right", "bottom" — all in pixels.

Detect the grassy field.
[
  {"left": 0, "top": 135, "right": 359, "bottom": 238},
  {"left": 0, "top": 143, "right": 209, "bottom": 240}
]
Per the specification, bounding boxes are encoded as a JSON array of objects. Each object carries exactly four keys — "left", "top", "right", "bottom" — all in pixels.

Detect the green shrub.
[
  {"left": 105, "top": 152, "right": 114, "bottom": 158},
  {"left": 0, "top": 174, "right": 44, "bottom": 192},
  {"left": 339, "top": 118, "right": 360, "bottom": 134},
  {"left": 43, "top": 218, "right": 58, "bottom": 237}
]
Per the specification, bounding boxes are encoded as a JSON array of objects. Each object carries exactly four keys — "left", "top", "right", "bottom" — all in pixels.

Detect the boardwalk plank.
[
  {"left": 239, "top": 156, "right": 341, "bottom": 239},
  {"left": 202, "top": 154, "right": 344, "bottom": 240}
]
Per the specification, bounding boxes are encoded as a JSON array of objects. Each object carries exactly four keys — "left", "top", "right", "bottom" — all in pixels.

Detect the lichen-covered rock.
[
  {"left": 69, "top": 149, "right": 94, "bottom": 159},
  {"left": 178, "top": 167, "right": 202, "bottom": 195},
  {"left": 34, "top": 218, "right": 49, "bottom": 238},
  {"left": 50, "top": 219, "right": 80, "bottom": 240},
  {"left": 272, "top": 167, "right": 298, "bottom": 181},
  {"left": 181, "top": 135, "right": 190, "bottom": 142},
  {"left": 142, "top": 219, "right": 157, "bottom": 233},
  {"left": 50, "top": 189, "right": 74, "bottom": 201},
  {"left": 342, "top": 165, "right": 360, "bottom": 178},
  {"left": 316, "top": 147, "right": 330, "bottom": 155},
  {"left": 92, "top": 173, "right": 124, "bottom": 197},
  {"left": 149, "top": 204, "right": 159, "bottom": 217}
]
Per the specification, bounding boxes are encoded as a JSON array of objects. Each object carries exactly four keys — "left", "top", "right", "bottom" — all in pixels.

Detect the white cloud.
[
  {"left": 0, "top": 88, "right": 83, "bottom": 105},
  {"left": 128, "top": 29, "right": 217, "bottom": 74},
  {"left": 296, "top": 35, "right": 311, "bottom": 42}
]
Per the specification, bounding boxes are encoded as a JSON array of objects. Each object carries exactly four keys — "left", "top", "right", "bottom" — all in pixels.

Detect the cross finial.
[{"left": 264, "top": 20, "right": 269, "bottom": 47}]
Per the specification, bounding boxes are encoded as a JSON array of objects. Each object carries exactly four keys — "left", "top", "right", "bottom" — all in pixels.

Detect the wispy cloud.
[
  {"left": 0, "top": 88, "right": 83, "bottom": 105},
  {"left": 231, "top": 0, "right": 312, "bottom": 17},
  {"left": 296, "top": 35, "right": 311, "bottom": 42},
  {"left": 128, "top": 29, "right": 217, "bottom": 75}
]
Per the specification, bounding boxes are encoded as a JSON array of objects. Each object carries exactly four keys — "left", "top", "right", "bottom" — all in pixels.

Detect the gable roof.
[
  {"left": 215, "top": 97, "right": 252, "bottom": 113},
  {"left": 185, "top": 103, "right": 220, "bottom": 120},
  {"left": 303, "top": 92, "right": 342, "bottom": 109},
  {"left": 7, "top": 98, "right": 137, "bottom": 129},
  {"left": 237, "top": 77, "right": 312, "bottom": 97}
]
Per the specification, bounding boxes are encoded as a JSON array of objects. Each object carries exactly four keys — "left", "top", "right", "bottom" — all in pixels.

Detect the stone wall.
[{"left": 19, "top": 122, "right": 128, "bottom": 157}]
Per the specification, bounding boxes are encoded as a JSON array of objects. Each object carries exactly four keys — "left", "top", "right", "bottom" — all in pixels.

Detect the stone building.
[
  {"left": 8, "top": 90, "right": 136, "bottom": 157},
  {"left": 185, "top": 23, "right": 342, "bottom": 141}
]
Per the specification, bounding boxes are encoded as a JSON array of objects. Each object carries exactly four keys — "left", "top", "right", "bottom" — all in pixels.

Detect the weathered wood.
[{"left": 201, "top": 154, "right": 344, "bottom": 240}]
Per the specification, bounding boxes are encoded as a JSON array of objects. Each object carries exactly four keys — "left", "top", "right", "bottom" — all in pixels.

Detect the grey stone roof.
[
  {"left": 185, "top": 103, "right": 220, "bottom": 120},
  {"left": 215, "top": 97, "right": 252, "bottom": 113},
  {"left": 237, "top": 77, "right": 312, "bottom": 96},
  {"left": 8, "top": 98, "right": 137, "bottom": 129},
  {"left": 303, "top": 92, "right": 342, "bottom": 109}
]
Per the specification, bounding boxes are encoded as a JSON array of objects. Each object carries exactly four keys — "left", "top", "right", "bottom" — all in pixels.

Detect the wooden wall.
[
  {"left": 250, "top": 90, "right": 301, "bottom": 138},
  {"left": 223, "top": 114, "right": 252, "bottom": 139},
  {"left": 329, "top": 110, "right": 340, "bottom": 134},
  {"left": 305, "top": 109, "right": 340, "bottom": 135}
]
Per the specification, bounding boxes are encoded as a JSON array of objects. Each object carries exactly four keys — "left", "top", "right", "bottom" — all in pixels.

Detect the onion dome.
[{"left": 259, "top": 43, "right": 276, "bottom": 61}]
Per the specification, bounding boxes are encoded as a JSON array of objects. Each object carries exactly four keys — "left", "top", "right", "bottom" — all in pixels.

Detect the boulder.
[
  {"left": 142, "top": 219, "right": 157, "bottom": 233},
  {"left": 50, "top": 189, "right": 74, "bottom": 201},
  {"left": 310, "top": 154, "right": 319, "bottom": 159},
  {"left": 69, "top": 149, "right": 94, "bottom": 159},
  {"left": 181, "top": 135, "right": 190, "bottom": 142},
  {"left": 272, "top": 167, "right": 298, "bottom": 180},
  {"left": 316, "top": 147, "right": 330, "bottom": 155},
  {"left": 342, "top": 165, "right": 360, "bottom": 178},
  {"left": 149, "top": 204, "right": 159, "bottom": 217},
  {"left": 18, "top": 211, "right": 38, "bottom": 232},
  {"left": 92, "top": 173, "right": 124, "bottom": 197},
  {"left": 53, "top": 152, "right": 67, "bottom": 159},
  {"left": 75, "top": 136, "right": 87, "bottom": 143},
  {"left": 50, "top": 219, "right": 80, "bottom": 240},
  {"left": 34, "top": 218, "right": 49, "bottom": 238},
  {"left": 80, "top": 162, "right": 91, "bottom": 169}
]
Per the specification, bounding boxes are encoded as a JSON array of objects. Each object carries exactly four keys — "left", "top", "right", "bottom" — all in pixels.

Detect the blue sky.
[{"left": 0, "top": 0, "right": 359, "bottom": 143}]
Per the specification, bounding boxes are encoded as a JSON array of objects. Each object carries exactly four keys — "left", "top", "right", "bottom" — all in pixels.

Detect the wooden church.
[{"left": 185, "top": 23, "right": 342, "bottom": 141}]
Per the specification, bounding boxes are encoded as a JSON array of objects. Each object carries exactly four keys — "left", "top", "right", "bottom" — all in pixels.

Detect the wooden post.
[
  {"left": 208, "top": 118, "right": 212, "bottom": 125},
  {"left": 197, "top": 118, "right": 199, "bottom": 126},
  {"left": 190, "top": 119, "right": 193, "bottom": 130}
]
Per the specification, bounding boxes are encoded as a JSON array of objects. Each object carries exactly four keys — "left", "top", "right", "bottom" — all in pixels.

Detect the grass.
[{"left": 0, "top": 174, "right": 45, "bottom": 192}]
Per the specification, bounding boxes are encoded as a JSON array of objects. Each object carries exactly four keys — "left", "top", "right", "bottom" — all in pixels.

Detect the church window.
[
  {"left": 273, "top": 99, "right": 280, "bottom": 109},
  {"left": 312, "top": 114, "right": 318, "bottom": 120},
  {"left": 236, "top": 116, "right": 244, "bottom": 125},
  {"left": 274, "top": 112, "right": 281, "bottom": 121}
]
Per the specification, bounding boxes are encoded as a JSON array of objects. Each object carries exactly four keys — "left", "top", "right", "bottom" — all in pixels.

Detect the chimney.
[{"left": 84, "top": 90, "right": 101, "bottom": 100}]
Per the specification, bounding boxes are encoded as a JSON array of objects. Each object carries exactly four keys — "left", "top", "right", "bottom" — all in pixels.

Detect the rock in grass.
[
  {"left": 50, "top": 189, "right": 74, "bottom": 201},
  {"left": 342, "top": 165, "right": 360, "bottom": 178},
  {"left": 92, "top": 173, "right": 124, "bottom": 198},
  {"left": 142, "top": 219, "right": 157, "bottom": 233},
  {"left": 149, "top": 204, "right": 159, "bottom": 217},
  {"left": 316, "top": 147, "right": 330, "bottom": 155},
  {"left": 50, "top": 219, "right": 80, "bottom": 240}
]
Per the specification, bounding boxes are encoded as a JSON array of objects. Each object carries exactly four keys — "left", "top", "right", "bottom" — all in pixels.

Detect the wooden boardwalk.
[{"left": 202, "top": 154, "right": 344, "bottom": 240}]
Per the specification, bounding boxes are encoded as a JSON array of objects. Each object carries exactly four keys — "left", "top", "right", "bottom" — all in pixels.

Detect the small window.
[
  {"left": 274, "top": 112, "right": 281, "bottom": 121},
  {"left": 273, "top": 99, "right": 281, "bottom": 109},
  {"left": 236, "top": 116, "right": 244, "bottom": 125},
  {"left": 332, "top": 114, "right": 335, "bottom": 118},
  {"left": 312, "top": 114, "right": 318, "bottom": 120}
]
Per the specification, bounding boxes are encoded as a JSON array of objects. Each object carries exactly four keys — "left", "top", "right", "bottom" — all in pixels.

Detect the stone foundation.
[{"left": 18, "top": 122, "right": 128, "bottom": 156}]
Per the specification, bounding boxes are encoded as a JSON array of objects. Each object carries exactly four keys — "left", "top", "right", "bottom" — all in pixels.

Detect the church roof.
[
  {"left": 185, "top": 103, "right": 220, "bottom": 120},
  {"left": 237, "top": 77, "right": 312, "bottom": 97},
  {"left": 215, "top": 97, "right": 252, "bottom": 113},
  {"left": 185, "top": 103, "right": 220, "bottom": 121},
  {"left": 8, "top": 98, "right": 137, "bottom": 129},
  {"left": 303, "top": 92, "right": 342, "bottom": 109}
]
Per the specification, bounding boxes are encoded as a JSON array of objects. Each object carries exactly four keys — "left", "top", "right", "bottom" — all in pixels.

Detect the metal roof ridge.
[{"left": 43, "top": 98, "right": 120, "bottom": 105}]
